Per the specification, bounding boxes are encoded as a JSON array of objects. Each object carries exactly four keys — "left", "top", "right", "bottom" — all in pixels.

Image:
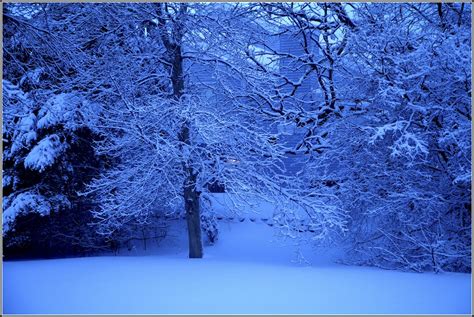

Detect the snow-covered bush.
[{"left": 201, "top": 197, "right": 219, "bottom": 245}]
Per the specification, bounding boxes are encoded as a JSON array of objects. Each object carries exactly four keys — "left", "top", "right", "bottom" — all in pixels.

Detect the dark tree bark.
[{"left": 183, "top": 162, "right": 203, "bottom": 258}]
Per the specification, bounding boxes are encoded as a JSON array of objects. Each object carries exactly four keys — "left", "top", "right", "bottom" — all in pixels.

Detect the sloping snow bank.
[{"left": 3, "top": 221, "right": 471, "bottom": 314}]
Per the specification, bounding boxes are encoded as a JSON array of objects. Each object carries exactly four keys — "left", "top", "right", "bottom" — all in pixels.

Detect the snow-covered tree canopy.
[
  {"left": 78, "top": 4, "right": 347, "bottom": 251},
  {"left": 2, "top": 2, "right": 471, "bottom": 271}
]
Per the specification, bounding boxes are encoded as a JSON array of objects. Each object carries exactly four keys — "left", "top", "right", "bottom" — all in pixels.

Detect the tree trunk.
[
  {"left": 174, "top": 50, "right": 203, "bottom": 258},
  {"left": 180, "top": 121, "right": 203, "bottom": 258},
  {"left": 161, "top": 4, "right": 203, "bottom": 258},
  {"left": 184, "top": 168, "right": 203, "bottom": 258}
]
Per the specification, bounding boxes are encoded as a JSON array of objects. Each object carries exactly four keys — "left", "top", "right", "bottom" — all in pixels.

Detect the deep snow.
[{"left": 3, "top": 221, "right": 472, "bottom": 314}]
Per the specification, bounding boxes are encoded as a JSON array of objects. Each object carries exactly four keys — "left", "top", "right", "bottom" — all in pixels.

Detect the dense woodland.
[{"left": 2, "top": 2, "right": 471, "bottom": 273}]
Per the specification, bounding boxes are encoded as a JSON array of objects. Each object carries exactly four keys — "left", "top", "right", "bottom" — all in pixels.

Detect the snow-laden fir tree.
[{"left": 3, "top": 4, "right": 107, "bottom": 255}]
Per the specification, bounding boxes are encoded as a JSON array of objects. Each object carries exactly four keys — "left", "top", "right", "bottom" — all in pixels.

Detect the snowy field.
[{"left": 3, "top": 221, "right": 471, "bottom": 314}]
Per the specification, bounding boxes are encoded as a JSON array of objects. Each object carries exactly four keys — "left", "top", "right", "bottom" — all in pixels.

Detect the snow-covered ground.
[{"left": 3, "top": 221, "right": 471, "bottom": 314}]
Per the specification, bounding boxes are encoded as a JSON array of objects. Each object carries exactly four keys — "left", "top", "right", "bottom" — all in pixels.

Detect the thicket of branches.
[{"left": 2, "top": 3, "right": 471, "bottom": 272}]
